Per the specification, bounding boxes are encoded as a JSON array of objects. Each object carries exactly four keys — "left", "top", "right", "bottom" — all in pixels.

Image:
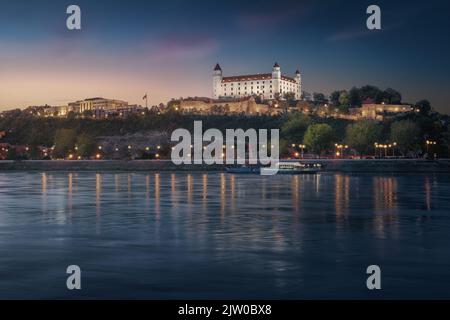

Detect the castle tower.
[
  {"left": 213, "top": 63, "right": 222, "bottom": 99},
  {"left": 295, "top": 68, "right": 302, "bottom": 100},
  {"left": 271, "top": 62, "right": 281, "bottom": 97}
]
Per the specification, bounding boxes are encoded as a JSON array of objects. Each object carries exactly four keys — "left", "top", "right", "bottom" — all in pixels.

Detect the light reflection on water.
[{"left": 0, "top": 172, "right": 450, "bottom": 299}]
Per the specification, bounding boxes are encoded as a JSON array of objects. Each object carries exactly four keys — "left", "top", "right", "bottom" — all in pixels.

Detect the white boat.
[{"left": 260, "top": 162, "right": 322, "bottom": 175}]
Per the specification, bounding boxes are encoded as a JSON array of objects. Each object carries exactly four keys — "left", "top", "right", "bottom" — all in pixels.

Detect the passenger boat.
[
  {"left": 226, "top": 162, "right": 322, "bottom": 175},
  {"left": 260, "top": 162, "right": 322, "bottom": 175}
]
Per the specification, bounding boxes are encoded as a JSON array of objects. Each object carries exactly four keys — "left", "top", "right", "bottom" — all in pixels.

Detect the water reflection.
[
  {"left": 154, "top": 173, "right": 160, "bottom": 218},
  {"left": 67, "top": 173, "right": 73, "bottom": 214},
  {"left": 41, "top": 172, "right": 47, "bottom": 213},
  {"left": 12, "top": 171, "right": 450, "bottom": 298},
  {"left": 96, "top": 173, "right": 102, "bottom": 217},
  {"left": 373, "top": 176, "right": 398, "bottom": 211},
  {"left": 334, "top": 174, "right": 350, "bottom": 219},
  {"left": 425, "top": 176, "right": 431, "bottom": 211},
  {"left": 220, "top": 173, "right": 226, "bottom": 217}
]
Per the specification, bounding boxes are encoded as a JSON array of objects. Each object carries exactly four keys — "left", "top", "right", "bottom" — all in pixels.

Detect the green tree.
[
  {"left": 348, "top": 87, "right": 361, "bottom": 107},
  {"left": 283, "top": 92, "right": 296, "bottom": 104},
  {"left": 313, "top": 92, "right": 328, "bottom": 105},
  {"left": 281, "top": 113, "right": 310, "bottom": 143},
  {"left": 53, "top": 128, "right": 77, "bottom": 158},
  {"left": 330, "top": 91, "right": 341, "bottom": 106},
  {"left": 303, "top": 123, "right": 334, "bottom": 155},
  {"left": 383, "top": 88, "right": 402, "bottom": 104},
  {"left": 390, "top": 120, "right": 421, "bottom": 156},
  {"left": 415, "top": 100, "right": 432, "bottom": 115},
  {"left": 76, "top": 134, "right": 96, "bottom": 158},
  {"left": 345, "top": 120, "right": 382, "bottom": 156},
  {"left": 338, "top": 90, "right": 350, "bottom": 106},
  {"left": 359, "top": 85, "right": 383, "bottom": 103}
]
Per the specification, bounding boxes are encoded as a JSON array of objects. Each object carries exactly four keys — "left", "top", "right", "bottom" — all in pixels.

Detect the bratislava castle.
[{"left": 213, "top": 62, "right": 302, "bottom": 100}]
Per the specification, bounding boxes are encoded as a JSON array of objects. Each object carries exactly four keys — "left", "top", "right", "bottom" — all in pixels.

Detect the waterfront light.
[
  {"left": 96, "top": 154, "right": 101, "bottom": 159},
  {"left": 157, "top": 145, "right": 161, "bottom": 149},
  {"left": 155, "top": 153, "right": 160, "bottom": 158},
  {"left": 128, "top": 145, "right": 132, "bottom": 149},
  {"left": 145, "top": 147, "right": 150, "bottom": 151},
  {"left": 68, "top": 154, "right": 74, "bottom": 159}
]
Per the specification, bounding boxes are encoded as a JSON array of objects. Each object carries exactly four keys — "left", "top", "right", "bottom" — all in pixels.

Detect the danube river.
[{"left": 0, "top": 172, "right": 449, "bottom": 299}]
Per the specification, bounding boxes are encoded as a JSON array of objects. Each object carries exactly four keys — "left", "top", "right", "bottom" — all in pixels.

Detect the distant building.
[
  {"left": 68, "top": 97, "right": 129, "bottom": 113},
  {"left": 356, "top": 102, "right": 413, "bottom": 120},
  {"left": 175, "top": 96, "right": 278, "bottom": 115},
  {"left": 213, "top": 63, "right": 302, "bottom": 100},
  {"left": 295, "top": 100, "right": 413, "bottom": 121}
]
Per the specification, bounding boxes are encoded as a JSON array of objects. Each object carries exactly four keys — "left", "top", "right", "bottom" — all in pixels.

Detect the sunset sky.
[{"left": 1, "top": 0, "right": 450, "bottom": 112}]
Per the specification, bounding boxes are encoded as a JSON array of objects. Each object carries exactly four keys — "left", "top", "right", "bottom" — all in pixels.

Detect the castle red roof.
[
  {"left": 221, "top": 73, "right": 297, "bottom": 83},
  {"left": 222, "top": 73, "right": 272, "bottom": 82}
]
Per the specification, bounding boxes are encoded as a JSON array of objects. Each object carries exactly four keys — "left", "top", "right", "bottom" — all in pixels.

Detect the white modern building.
[
  {"left": 68, "top": 97, "right": 129, "bottom": 113},
  {"left": 213, "top": 63, "right": 302, "bottom": 100}
]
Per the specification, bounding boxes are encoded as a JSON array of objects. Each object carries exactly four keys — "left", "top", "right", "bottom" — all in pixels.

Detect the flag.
[{"left": 143, "top": 94, "right": 147, "bottom": 100}]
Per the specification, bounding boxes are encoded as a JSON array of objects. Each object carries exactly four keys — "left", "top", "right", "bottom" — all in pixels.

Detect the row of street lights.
[{"left": 374, "top": 142, "right": 397, "bottom": 157}]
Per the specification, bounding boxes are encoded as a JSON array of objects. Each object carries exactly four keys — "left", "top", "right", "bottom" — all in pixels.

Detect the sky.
[{"left": 0, "top": 0, "right": 450, "bottom": 113}]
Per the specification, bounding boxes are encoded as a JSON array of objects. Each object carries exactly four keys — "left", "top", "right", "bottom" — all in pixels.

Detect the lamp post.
[
  {"left": 299, "top": 144, "right": 306, "bottom": 158},
  {"left": 426, "top": 140, "right": 437, "bottom": 156},
  {"left": 334, "top": 144, "right": 348, "bottom": 158}
]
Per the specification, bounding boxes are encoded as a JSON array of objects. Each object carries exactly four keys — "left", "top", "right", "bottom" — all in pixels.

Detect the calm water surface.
[{"left": 0, "top": 172, "right": 449, "bottom": 299}]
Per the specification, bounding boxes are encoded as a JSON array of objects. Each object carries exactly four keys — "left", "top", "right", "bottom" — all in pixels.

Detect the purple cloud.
[{"left": 143, "top": 34, "right": 219, "bottom": 62}]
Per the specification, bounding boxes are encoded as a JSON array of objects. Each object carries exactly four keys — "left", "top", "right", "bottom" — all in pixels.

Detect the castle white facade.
[{"left": 213, "top": 63, "right": 302, "bottom": 100}]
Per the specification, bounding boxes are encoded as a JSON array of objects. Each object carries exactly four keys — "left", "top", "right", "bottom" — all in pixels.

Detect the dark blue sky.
[{"left": 1, "top": 0, "right": 449, "bottom": 112}]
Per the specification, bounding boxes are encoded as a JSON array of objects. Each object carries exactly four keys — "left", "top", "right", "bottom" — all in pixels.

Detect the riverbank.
[{"left": 0, "top": 159, "right": 449, "bottom": 173}]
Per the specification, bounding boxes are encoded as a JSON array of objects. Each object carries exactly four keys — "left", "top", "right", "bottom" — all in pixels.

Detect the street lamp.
[
  {"left": 426, "top": 140, "right": 437, "bottom": 155},
  {"left": 299, "top": 144, "right": 306, "bottom": 158},
  {"left": 334, "top": 144, "right": 348, "bottom": 158}
]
